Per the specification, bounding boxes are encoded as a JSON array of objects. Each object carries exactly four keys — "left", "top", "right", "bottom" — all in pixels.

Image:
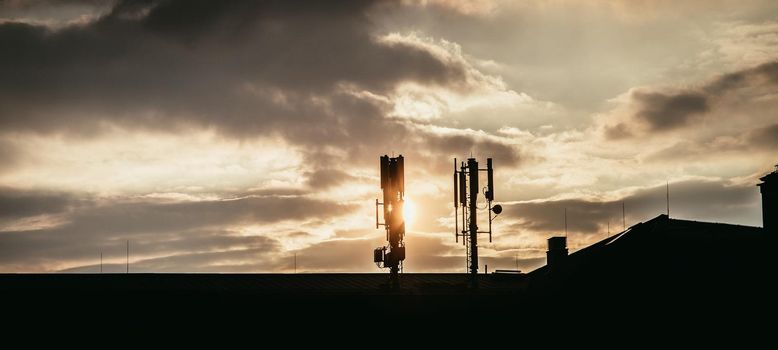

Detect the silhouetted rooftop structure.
[
  {"left": 759, "top": 165, "right": 778, "bottom": 234},
  {"left": 2, "top": 215, "right": 771, "bottom": 327},
  {"left": 529, "top": 214, "right": 772, "bottom": 296}
]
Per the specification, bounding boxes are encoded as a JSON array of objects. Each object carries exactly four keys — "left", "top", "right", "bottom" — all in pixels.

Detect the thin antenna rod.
[
  {"left": 126, "top": 240, "right": 129, "bottom": 274},
  {"left": 607, "top": 220, "right": 610, "bottom": 238},
  {"left": 622, "top": 202, "right": 626, "bottom": 230},
  {"left": 100, "top": 252, "right": 103, "bottom": 273},
  {"left": 294, "top": 253, "right": 297, "bottom": 274},
  {"left": 515, "top": 252, "right": 519, "bottom": 271},
  {"left": 666, "top": 181, "right": 670, "bottom": 217}
]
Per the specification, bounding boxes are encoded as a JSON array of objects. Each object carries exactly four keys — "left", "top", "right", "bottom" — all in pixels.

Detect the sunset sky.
[{"left": 1, "top": 0, "right": 776, "bottom": 273}]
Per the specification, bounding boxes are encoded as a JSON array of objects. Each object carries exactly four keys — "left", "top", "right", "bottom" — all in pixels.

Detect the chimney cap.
[{"left": 547, "top": 236, "right": 567, "bottom": 251}]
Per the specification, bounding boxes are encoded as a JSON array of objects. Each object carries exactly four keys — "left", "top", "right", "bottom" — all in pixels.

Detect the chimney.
[
  {"left": 546, "top": 236, "right": 568, "bottom": 268},
  {"left": 758, "top": 165, "right": 778, "bottom": 234}
]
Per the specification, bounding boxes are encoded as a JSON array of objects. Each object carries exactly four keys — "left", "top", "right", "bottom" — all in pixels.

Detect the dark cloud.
[
  {"left": 0, "top": 187, "right": 76, "bottom": 219},
  {"left": 428, "top": 136, "right": 523, "bottom": 175},
  {"left": 304, "top": 168, "right": 357, "bottom": 189},
  {"left": 115, "top": 244, "right": 282, "bottom": 273},
  {"left": 631, "top": 91, "right": 709, "bottom": 131},
  {"left": 0, "top": 0, "right": 114, "bottom": 22},
  {"left": 705, "top": 60, "right": 778, "bottom": 94},
  {"left": 61, "top": 242, "right": 283, "bottom": 273},
  {"left": 503, "top": 178, "right": 761, "bottom": 236},
  {"left": 640, "top": 122, "right": 778, "bottom": 162},
  {"left": 504, "top": 198, "right": 620, "bottom": 235},
  {"left": 0, "top": 140, "right": 21, "bottom": 174},
  {"left": 608, "top": 60, "right": 778, "bottom": 138},
  {"left": 428, "top": 133, "right": 520, "bottom": 165},
  {"left": 50, "top": 195, "right": 357, "bottom": 237},
  {"left": 748, "top": 123, "right": 778, "bottom": 149},
  {"left": 0, "top": 0, "right": 513, "bottom": 187},
  {"left": 627, "top": 179, "right": 760, "bottom": 225},
  {"left": 0, "top": 191, "right": 357, "bottom": 271},
  {"left": 0, "top": 0, "right": 470, "bottom": 141},
  {"left": 603, "top": 122, "right": 632, "bottom": 140}
]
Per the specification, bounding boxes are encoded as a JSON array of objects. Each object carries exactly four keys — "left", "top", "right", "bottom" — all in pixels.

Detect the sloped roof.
[{"left": 760, "top": 167, "right": 778, "bottom": 183}]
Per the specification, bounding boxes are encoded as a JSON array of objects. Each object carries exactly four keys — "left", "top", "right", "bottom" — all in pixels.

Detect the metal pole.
[
  {"left": 126, "top": 240, "right": 129, "bottom": 274},
  {"left": 454, "top": 158, "right": 458, "bottom": 243},
  {"left": 468, "top": 158, "right": 479, "bottom": 278},
  {"left": 488, "top": 202, "right": 492, "bottom": 242}
]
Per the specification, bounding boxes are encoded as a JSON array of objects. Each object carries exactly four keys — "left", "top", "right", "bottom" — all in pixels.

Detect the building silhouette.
[{"left": 759, "top": 165, "right": 777, "bottom": 235}]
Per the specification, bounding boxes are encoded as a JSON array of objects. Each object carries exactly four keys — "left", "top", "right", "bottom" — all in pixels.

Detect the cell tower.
[
  {"left": 374, "top": 155, "right": 406, "bottom": 287},
  {"left": 453, "top": 157, "right": 502, "bottom": 286}
]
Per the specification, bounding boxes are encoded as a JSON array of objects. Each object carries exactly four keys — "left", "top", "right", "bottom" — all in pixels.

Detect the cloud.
[
  {"left": 604, "top": 60, "right": 778, "bottom": 138},
  {"left": 62, "top": 195, "right": 356, "bottom": 235},
  {"left": 406, "top": 0, "right": 501, "bottom": 17},
  {"left": 304, "top": 168, "right": 357, "bottom": 190},
  {"left": 631, "top": 91, "right": 709, "bottom": 131},
  {"left": 60, "top": 238, "right": 283, "bottom": 273},
  {"left": 748, "top": 123, "right": 778, "bottom": 149},
  {"left": 642, "top": 123, "right": 778, "bottom": 162},
  {"left": 0, "top": 187, "right": 76, "bottom": 219},
  {"left": 0, "top": 0, "right": 477, "bottom": 140},
  {"left": 704, "top": 60, "right": 778, "bottom": 93},
  {"left": 425, "top": 132, "right": 521, "bottom": 167},
  {"left": 0, "top": 140, "right": 21, "bottom": 174},
  {"left": 0, "top": 0, "right": 114, "bottom": 27},
  {"left": 503, "top": 178, "right": 761, "bottom": 237},
  {"left": 0, "top": 0, "right": 522, "bottom": 184},
  {"left": 706, "top": 20, "right": 778, "bottom": 70},
  {"left": 0, "top": 190, "right": 357, "bottom": 271}
]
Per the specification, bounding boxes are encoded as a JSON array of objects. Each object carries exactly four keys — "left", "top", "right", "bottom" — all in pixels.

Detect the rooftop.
[{"left": 529, "top": 214, "right": 770, "bottom": 294}]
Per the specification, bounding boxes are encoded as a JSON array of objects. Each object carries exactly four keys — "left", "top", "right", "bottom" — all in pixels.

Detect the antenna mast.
[
  {"left": 622, "top": 202, "right": 626, "bottom": 230},
  {"left": 453, "top": 157, "right": 501, "bottom": 287},
  {"left": 374, "top": 155, "right": 406, "bottom": 288}
]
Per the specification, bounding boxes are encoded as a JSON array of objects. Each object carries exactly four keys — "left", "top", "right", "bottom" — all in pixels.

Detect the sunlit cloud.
[{"left": 0, "top": 129, "right": 303, "bottom": 195}]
